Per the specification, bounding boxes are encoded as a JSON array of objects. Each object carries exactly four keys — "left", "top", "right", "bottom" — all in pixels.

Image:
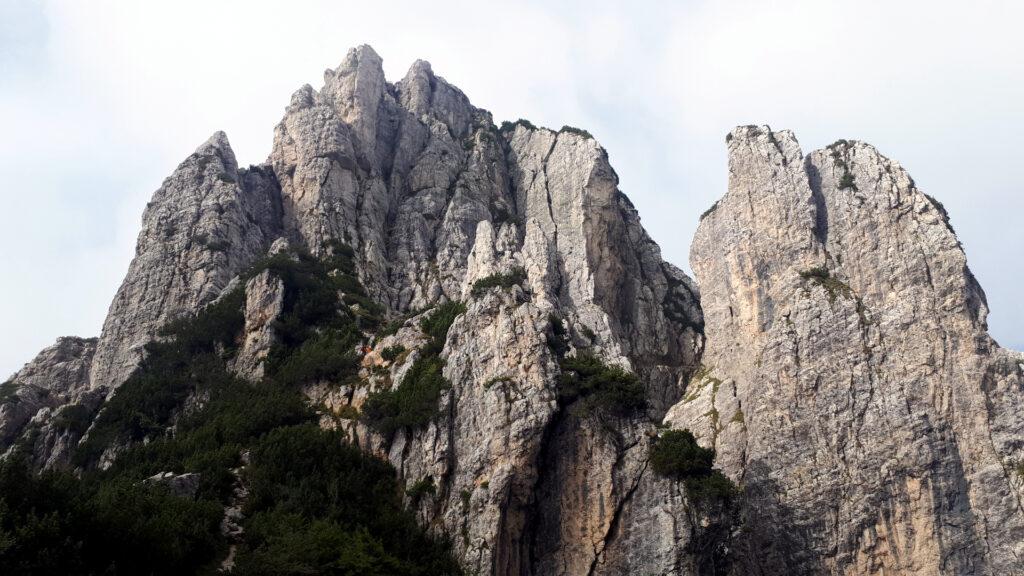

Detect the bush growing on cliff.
[
  {"left": 362, "top": 302, "right": 466, "bottom": 436},
  {"left": 470, "top": 268, "right": 526, "bottom": 297},
  {"left": 650, "top": 429, "right": 738, "bottom": 506},
  {"left": 361, "top": 354, "right": 449, "bottom": 436},
  {"left": 557, "top": 354, "right": 646, "bottom": 416}
]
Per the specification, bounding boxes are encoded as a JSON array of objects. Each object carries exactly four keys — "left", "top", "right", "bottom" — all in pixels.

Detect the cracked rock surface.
[
  {"left": 667, "top": 125, "right": 1024, "bottom": 575},
  {"left": 3, "top": 48, "right": 1021, "bottom": 576}
]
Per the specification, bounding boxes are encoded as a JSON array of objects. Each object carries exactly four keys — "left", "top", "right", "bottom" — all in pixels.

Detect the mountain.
[{"left": 1, "top": 45, "right": 1021, "bottom": 576}]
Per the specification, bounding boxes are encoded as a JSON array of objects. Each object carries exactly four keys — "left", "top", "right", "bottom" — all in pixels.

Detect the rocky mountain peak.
[{"left": 1, "top": 49, "right": 1021, "bottom": 576}]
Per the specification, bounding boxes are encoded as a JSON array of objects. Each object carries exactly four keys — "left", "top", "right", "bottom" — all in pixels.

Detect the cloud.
[{"left": 1, "top": 0, "right": 1020, "bottom": 376}]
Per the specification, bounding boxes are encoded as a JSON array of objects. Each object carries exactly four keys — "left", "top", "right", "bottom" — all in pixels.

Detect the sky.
[{"left": 1, "top": 0, "right": 1021, "bottom": 377}]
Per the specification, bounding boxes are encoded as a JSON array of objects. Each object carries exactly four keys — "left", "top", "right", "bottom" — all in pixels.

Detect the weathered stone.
[
  {"left": 231, "top": 268, "right": 286, "bottom": 381},
  {"left": 89, "top": 132, "right": 281, "bottom": 392},
  {"left": 668, "top": 125, "right": 1024, "bottom": 575}
]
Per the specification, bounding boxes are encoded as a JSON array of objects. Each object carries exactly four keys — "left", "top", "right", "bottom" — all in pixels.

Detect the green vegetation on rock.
[{"left": 1, "top": 247, "right": 460, "bottom": 575}]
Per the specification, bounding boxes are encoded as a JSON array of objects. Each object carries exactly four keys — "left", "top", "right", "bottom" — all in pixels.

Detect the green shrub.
[
  {"left": 381, "top": 345, "right": 406, "bottom": 362},
  {"left": 53, "top": 403, "right": 93, "bottom": 435},
  {"left": 419, "top": 301, "right": 466, "bottom": 352},
  {"left": 237, "top": 425, "right": 461, "bottom": 575},
  {"left": 650, "top": 429, "right": 715, "bottom": 479},
  {"left": 839, "top": 172, "right": 857, "bottom": 190},
  {"left": 559, "top": 125, "right": 593, "bottom": 139},
  {"left": 362, "top": 355, "right": 449, "bottom": 436},
  {"left": 798, "top": 266, "right": 853, "bottom": 302},
  {"left": 267, "top": 328, "right": 360, "bottom": 388},
  {"left": 499, "top": 119, "right": 537, "bottom": 132},
  {"left": 558, "top": 354, "right": 646, "bottom": 416},
  {"left": 11, "top": 243, "right": 461, "bottom": 575},
  {"left": 699, "top": 201, "right": 720, "bottom": 221},
  {"left": 1, "top": 380, "right": 19, "bottom": 404},
  {"left": 471, "top": 268, "right": 526, "bottom": 297},
  {"left": 546, "top": 314, "right": 570, "bottom": 357},
  {"left": 406, "top": 476, "right": 436, "bottom": 504},
  {"left": 650, "top": 429, "right": 738, "bottom": 507}
]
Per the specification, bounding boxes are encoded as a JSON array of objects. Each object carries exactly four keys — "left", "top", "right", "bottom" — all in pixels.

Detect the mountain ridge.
[{"left": 1, "top": 45, "right": 1022, "bottom": 576}]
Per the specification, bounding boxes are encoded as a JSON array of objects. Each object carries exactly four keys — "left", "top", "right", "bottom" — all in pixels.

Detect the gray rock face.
[
  {"left": 231, "top": 267, "right": 286, "bottom": 381},
  {"left": 89, "top": 132, "right": 282, "bottom": 392},
  {"left": 6, "top": 46, "right": 1021, "bottom": 576},
  {"left": 667, "top": 126, "right": 1024, "bottom": 575},
  {"left": 265, "top": 46, "right": 704, "bottom": 574},
  {"left": 144, "top": 471, "right": 201, "bottom": 499},
  {"left": 0, "top": 336, "right": 98, "bottom": 467}
]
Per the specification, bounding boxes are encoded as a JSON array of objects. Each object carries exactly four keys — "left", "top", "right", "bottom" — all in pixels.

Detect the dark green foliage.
[
  {"left": 684, "top": 471, "right": 738, "bottom": 507},
  {"left": 269, "top": 329, "right": 360, "bottom": 388},
  {"left": 418, "top": 301, "right": 466, "bottom": 353},
  {"left": 499, "top": 119, "right": 537, "bottom": 132},
  {"left": 361, "top": 355, "right": 449, "bottom": 437},
  {"left": 546, "top": 314, "right": 570, "bottom": 357},
  {"left": 699, "top": 201, "right": 720, "bottom": 221},
  {"left": 362, "top": 302, "right": 466, "bottom": 436},
  {"left": 75, "top": 289, "right": 247, "bottom": 466},
  {"left": 559, "top": 125, "right": 593, "bottom": 139},
  {"left": 838, "top": 172, "right": 857, "bottom": 190},
  {"left": 470, "top": 268, "right": 526, "bottom": 297},
  {"left": 0, "top": 455, "right": 224, "bottom": 575},
  {"left": 557, "top": 354, "right": 646, "bottom": 416},
  {"left": 406, "top": 476, "right": 436, "bottom": 504},
  {"left": 53, "top": 403, "right": 93, "bottom": 435},
  {"left": 650, "top": 429, "right": 715, "bottom": 480},
  {"left": 1, "top": 380, "right": 19, "bottom": 404},
  {"left": 798, "top": 266, "right": 853, "bottom": 302},
  {"left": 381, "top": 344, "right": 406, "bottom": 362},
  {"left": 650, "top": 429, "right": 738, "bottom": 506},
  {"left": 236, "top": 425, "right": 460, "bottom": 576}
]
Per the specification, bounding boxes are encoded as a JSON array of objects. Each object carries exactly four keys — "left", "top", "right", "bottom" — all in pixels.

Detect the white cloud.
[{"left": 1, "top": 0, "right": 1020, "bottom": 376}]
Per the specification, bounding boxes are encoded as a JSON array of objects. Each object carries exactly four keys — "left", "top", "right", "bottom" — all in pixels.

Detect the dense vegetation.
[
  {"left": 557, "top": 353, "right": 647, "bottom": 416},
  {"left": 650, "top": 429, "right": 737, "bottom": 508},
  {"left": 362, "top": 302, "right": 466, "bottom": 436},
  {"left": 0, "top": 245, "right": 460, "bottom": 575}
]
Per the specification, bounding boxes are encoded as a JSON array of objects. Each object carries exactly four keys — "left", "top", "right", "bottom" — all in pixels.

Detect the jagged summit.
[
  {"left": 2, "top": 50, "right": 1022, "bottom": 576},
  {"left": 672, "top": 124, "right": 1024, "bottom": 574}
]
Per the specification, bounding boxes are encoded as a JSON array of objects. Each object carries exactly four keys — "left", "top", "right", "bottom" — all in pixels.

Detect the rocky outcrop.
[
  {"left": 667, "top": 125, "right": 1024, "bottom": 575},
  {"left": 231, "top": 267, "right": 286, "bottom": 381},
  {"left": 0, "top": 336, "right": 98, "bottom": 467},
  {"left": 89, "top": 132, "right": 282, "bottom": 392},
  {"left": 144, "top": 471, "right": 201, "bottom": 498}
]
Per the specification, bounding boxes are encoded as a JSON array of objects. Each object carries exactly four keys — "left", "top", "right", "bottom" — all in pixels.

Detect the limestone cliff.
[
  {"left": 1, "top": 47, "right": 1021, "bottom": 576},
  {"left": 667, "top": 125, "right": 1024, "bottom": 575}
]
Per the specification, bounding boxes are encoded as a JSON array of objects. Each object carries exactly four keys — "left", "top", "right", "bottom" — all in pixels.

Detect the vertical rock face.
[
  {"left": 264, "top": 46, "right": 704, "bottom": 575},
  {"left": 668, "top": 125, "right": 1024, "bottom": 575},
  {"left": 231, "top": 268, "right": 286, "bottom": 381},
  {"left": 89, "top": 132, "right": 282, "bottom": 391},
  {"left": 7, "top": 46, "right": 1022, "bottom": 576}
]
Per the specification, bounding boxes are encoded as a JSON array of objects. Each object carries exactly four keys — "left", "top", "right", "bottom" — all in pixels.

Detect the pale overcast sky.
[{"left": 1, "top": 0, "right": 1021, "bottom": 377}]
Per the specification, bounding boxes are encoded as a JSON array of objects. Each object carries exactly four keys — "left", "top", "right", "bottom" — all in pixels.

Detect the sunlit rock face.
[
  {"left": 6, "top": 46, "right": 1022, "bottom": 576},
  {"left": 668, "top": 125, "right": 1024, "bottom": 575}
]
